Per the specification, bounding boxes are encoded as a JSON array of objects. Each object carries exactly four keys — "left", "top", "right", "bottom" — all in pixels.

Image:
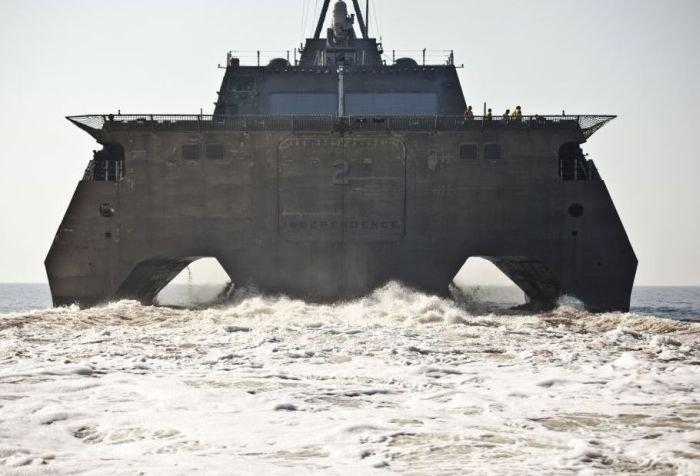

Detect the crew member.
[
  {"left": 485, "top": 108, "right": 493, "bottom": 121},
  {"left": 513, "top": 105, "right": 523, "bottom": 120},
  {"left": 503, "top": 109, "right": 511, "bottom": 121},
  {"left": 464, "top": 105, "right": 474, "bottom": 120}
]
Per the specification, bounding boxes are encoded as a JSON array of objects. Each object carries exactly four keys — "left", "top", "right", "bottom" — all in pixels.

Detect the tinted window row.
[
  {"left": 459, "top": 143, "right": 501, "bottom": 161},
  {"left": 182, "top": 143, "right": 225, "bottom": 161}
]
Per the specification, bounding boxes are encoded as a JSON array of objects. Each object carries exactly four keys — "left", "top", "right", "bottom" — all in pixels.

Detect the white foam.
[{"left": 0, "top": 283, "right": 698, "bottom": 474}]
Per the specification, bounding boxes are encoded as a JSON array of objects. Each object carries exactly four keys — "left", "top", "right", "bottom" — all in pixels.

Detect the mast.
[
  {"left": 366, "top": 0, "right": 369, "bottom": 37},
  {"left": 314, "top": 0, "right": 332, "bottom": 39},
  {"left": 351, "top": 0, "right": 368, "bottom": 38}
]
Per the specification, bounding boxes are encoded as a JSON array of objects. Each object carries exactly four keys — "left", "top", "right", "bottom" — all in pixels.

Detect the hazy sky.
[{"left": 0, "top": 0, "right": 699, "bottom": 285}]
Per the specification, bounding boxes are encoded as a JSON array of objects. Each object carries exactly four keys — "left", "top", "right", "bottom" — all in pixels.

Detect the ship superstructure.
[{"left": 47, "top": 0, "right": 637, "bottom": 311}]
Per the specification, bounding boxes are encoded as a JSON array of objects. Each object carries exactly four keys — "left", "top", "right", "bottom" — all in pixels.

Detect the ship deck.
[{"left": 68, "top": 114, "right": 615, "bottom": 140}]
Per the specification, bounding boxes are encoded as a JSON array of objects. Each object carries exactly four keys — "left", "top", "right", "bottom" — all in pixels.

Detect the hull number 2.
[{"left": 333, "top": 160, "right": 350, "bottom": 185}]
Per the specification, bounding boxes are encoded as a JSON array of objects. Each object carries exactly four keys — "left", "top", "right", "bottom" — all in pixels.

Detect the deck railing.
[
  {"left": 82, "top": 159, "right": 125, "bottom": 182},
  {"left": 227, "top": 50, "right": 296, "bottom": 67},
  {"left": 68, "top": 114, "right": 615, "bottom": 139},
  {"left": 225, "top": 49, "right": 457, "bottom": 67},
  {"left": 386, "top": 50, "right": 456, "bottom": 66}
]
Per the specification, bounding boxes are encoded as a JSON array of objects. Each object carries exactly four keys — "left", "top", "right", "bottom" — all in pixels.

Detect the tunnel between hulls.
[
  {"left": 452, "top": 257, "right": 562, "bottom": 310},
  {"left": 116, "top": 257, "right": 233, "bottom": 306}
]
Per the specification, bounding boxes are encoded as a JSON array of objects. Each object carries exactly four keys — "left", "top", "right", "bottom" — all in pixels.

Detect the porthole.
[
  {"left": 568, "top": 203, "right": 584, "bottom": 218},
  {"left": 99, "top": 204, "right": 115, "bottom": 218}
]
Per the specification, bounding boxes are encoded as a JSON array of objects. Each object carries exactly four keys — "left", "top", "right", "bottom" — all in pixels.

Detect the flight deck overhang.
[{"left": 67, "top": 114, "right": 616, "bottom": 140}]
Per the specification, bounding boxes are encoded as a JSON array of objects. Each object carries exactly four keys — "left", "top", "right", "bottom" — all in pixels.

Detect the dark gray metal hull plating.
[{"left": 46, "top": 120, "right": 637, "bottom": 311}]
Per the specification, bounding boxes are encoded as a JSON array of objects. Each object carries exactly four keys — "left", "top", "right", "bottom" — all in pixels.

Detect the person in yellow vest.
[{"left": 512, "top": 105, "right": 523, "bottom": 120}]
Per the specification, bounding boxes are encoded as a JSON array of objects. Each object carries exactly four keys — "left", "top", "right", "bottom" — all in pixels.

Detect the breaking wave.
[{"left": 1, "top": 283, "right": 699, "bottom": 474}]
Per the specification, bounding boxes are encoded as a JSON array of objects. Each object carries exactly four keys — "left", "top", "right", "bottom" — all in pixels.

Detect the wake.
[{"left": 0, "top": 283, "right": 698, "bottom": 474}]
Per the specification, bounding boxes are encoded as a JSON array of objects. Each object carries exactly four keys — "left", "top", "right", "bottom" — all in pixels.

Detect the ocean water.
[{"left": 0, "top": 283, "right": 698, "bottom": 475}]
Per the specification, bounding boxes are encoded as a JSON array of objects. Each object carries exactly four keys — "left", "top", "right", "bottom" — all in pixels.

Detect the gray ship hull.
[{"left": 46, "top": 117, "right": 636, "bottom": 311}]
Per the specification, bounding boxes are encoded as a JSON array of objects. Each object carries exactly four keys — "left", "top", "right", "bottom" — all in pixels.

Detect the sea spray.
[{"left": 0, "top": 283, "right": 698, "bottom": 474}]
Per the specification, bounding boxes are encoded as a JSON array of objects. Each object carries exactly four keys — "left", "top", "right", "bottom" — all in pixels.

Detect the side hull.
[{"left": 46, "top": 128, "right": 637, "bottom": 311}]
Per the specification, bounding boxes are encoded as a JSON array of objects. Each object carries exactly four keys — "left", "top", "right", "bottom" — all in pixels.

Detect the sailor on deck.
[
  {"left": 512, "top": 105, "right": 523, "bottom": 120},
  {"left": 464, "top": 105, "right": 474, "bottom": 120}
]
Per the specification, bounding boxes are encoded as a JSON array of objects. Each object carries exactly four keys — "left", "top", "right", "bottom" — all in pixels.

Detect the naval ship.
[{"left": 46, "top": 0, "right": 637, "bottom": 311}]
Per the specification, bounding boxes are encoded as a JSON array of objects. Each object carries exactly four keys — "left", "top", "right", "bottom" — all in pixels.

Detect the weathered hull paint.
[{"left": 46, "top": 126, "right": 637, "bottom": 312}]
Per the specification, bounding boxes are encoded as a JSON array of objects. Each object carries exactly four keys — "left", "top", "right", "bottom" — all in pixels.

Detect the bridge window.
[
  {"left": 182, "top": 143, "right": 200, "bottom": 160},
  {"left": 345, "top": 93, "right": 438, "bottom": 116},
  {"left": 206, "top": 144, "right": 225, "bottom": 160},
  {"left": 270, "top": 93, "right": 337, "bottom": 115},
  {"left": 484, "top": 143, "right": 501, "bottom": 160},
  {"left": 459, "top": 144, "right": 478, "bottom": 160}
]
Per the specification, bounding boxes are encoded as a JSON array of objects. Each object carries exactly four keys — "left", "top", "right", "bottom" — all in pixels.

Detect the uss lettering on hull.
[{"left": 47, "top": 0, "right": 637, "bottom": 311}]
